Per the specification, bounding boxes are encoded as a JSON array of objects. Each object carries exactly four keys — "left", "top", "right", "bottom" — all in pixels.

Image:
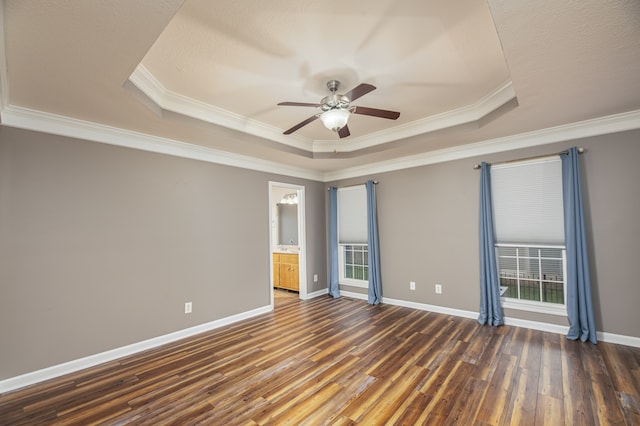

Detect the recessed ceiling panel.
[{"left": 138, "top": 0, "right": 512, "bottom": 144}]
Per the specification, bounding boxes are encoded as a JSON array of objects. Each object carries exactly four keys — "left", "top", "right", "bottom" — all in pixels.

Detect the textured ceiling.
[{"left": 1, "top": 0, "right": 640, "bottom": 177}]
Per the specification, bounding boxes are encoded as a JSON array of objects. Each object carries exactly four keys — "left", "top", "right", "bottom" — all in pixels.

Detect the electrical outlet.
[
  {"left": 410, "top": 281, "right": 416, "bottom": 290},
  {"left": 435, "top": 284, "right": 442, "bottom": 294},
  {"left": 313, "top": 274, "right": 318, "bottom": 283},
  {"left": 184, "top": 302, "right": 192, "bottom": 314}
]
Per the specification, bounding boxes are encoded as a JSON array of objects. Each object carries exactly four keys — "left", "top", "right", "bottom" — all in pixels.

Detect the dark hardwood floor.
[{"left": 1, "top": 290, "right": 639, "bottom": 425}]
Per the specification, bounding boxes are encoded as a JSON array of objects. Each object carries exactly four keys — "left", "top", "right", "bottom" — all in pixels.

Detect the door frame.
[{"left": 268, "top": 181, "right": 307, "bottom": 307}]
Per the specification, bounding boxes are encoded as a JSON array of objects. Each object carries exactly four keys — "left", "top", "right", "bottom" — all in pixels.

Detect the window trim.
[
  {"left": 497, "top": 243, "right": 568, "bottom": 317},
  {"left": 338, "top": 243, "right": 369, "bottom": 288}
]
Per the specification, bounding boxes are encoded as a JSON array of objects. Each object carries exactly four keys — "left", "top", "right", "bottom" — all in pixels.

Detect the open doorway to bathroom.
[{"left": 268, "top": 182, "right": 307, "bottom": 307}]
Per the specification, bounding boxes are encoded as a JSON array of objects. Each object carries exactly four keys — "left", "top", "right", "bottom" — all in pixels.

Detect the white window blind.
[
  {"left": 490, "top": 157, "right": 565, "bottom": 245},
  {"left": 338, "top": 185, "right": 367, "bottom": 244}
]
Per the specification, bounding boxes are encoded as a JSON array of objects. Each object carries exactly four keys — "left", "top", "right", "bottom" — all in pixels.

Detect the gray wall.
[
  {"left": 329, "top": 130, "right": 640, "bottom": 339},
  {"left": 2, "top": 124, "right": 638, "bottom": 381},
  {"left": 0, "top": 126, "right": 326, "bottom": 380}
]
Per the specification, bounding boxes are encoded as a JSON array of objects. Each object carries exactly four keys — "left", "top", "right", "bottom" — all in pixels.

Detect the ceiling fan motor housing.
[{"left": 320, "top": 94, "right": 350, "bottom": 112}]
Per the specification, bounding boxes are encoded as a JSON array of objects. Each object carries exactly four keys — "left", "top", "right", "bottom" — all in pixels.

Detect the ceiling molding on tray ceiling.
[
  {"left": 312, "top": 81, "right": 517, "bottom": 154},
  {"left": 0, "top": 104, "right": 325, "bottom": 181},
  {"left": 323, "top": 109, "right": 640, "bottom": 181},
  {"left": 129, "top": 65, "right": 517, "bottom": 154},
  {"left": 128, "top": 65, "right": 313, "bottom": 152}
]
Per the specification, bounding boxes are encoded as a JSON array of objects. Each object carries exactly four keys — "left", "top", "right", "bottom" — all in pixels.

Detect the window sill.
[
  {"left": 339, "top": 278, "right": 368, "bottom": 289},
  {"left": 501, "top": 298, "right": 567, "bottom": 316}
]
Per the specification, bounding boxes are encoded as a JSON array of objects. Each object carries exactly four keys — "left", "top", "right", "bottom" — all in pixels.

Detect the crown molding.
[
  {"left": 312, "top": 81, "right": 516, "bottom": 153},
  {"left": 0, "top": 105, "right": 325, "bottom": 181},
  {"left": 129, "top": 65, "right": 516, "bottom": 154},
  {"left": 323, "top": 109, "right": 640, "bottom": 181},
  {"left": 128, "top": 65, "right": 313, "bottom": 152},
  {"left": 1, "top": 104, "right": 638, "bottom": 184}
]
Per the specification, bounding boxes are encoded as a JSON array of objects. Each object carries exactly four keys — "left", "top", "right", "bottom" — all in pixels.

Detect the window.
[
  {"left": 340, "top": 244, "right": 369, "bottom": 283},
  {"left": 497, "top": 244, "right": 567, "bottom": 315},
  {"left": 491, "top": 158, "right": 567, "bottom": 315},
  {"left": 337, "top": 186, "right": 368, "bottom": 288}
]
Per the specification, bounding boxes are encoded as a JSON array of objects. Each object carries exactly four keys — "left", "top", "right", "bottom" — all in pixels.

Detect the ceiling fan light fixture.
[
  {"left": 279, "top": 81, "right": 398, "bottom": 138},
  {"left": 320, "top": 108, "right": 349, "bottom": 132}
]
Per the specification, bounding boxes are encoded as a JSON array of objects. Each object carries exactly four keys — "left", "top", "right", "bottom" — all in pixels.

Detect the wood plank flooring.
[{"left": 1, "top": 290, "right": 639, "bottom": 425}]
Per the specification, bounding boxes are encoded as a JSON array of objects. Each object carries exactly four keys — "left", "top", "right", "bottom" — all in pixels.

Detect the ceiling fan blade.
[
  {"left": 338, "top": 125, "right": 350, "bottom": 139},
  {"left": 352, "top": 106, "right": 400, "bottom": 120},
  {"left": 283, "top": 115, "right": 319, "bottom": 134},
  {"left": 278, "top": 101, "right": 322, "bottom": 107},
  {"left": 343, "top": 83, "right": 376, "bottom": 102}
]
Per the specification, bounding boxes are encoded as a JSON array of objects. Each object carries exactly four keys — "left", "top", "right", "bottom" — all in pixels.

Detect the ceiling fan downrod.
[{"left": 326, "top": 79, "right": 341, "bottom": 93}]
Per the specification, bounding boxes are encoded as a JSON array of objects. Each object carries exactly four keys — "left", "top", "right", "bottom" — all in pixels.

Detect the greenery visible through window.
[
  {"left": 497, "top": 245, "right": 565, "bottom": 305},
  {"left": 344, "top": 244, "right": 368, "bottom": 281}
]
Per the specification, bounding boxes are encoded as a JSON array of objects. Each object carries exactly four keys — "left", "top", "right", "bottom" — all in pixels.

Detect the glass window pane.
[
  {"left": 498, "top": 256, "right": 517, "bottom": 276},
  {"left": 541, "top": 259, "right": 563, "bottom": 280},
  {"left": 519, "top": 280, "right": 540, "bottom": 302},
  {"left": 519, "top": 247, "right": 534, "bottom": 258},
  {"left": 540, "top": 247, "right": 562, "bottom": 258},
  {"left": 500, "top": 280, "right": 518, "bottom": 298},
  {"left": 354, "top": 266, "right": 363, "bottom": 280},
  {"left": 345, "top": 265, "right": 353, "bottom": 279},
  {"left": 542, "top": 281, "right": 564, "bottom": 304},
  {"left": 498, "top": 246, "right": 517, "bottom": 257}
]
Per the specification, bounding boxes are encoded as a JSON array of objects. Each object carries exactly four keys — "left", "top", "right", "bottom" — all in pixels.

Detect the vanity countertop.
[{"left": 273, "top": 245, "right": 299, "bottom": 254}]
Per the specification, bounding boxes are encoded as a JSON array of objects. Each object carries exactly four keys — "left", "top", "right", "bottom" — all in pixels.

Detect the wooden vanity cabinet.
[{"left": 273, "top": 253, "right": 299, "bottom": 291}]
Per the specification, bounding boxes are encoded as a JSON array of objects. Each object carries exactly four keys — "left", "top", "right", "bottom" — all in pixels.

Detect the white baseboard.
[
  {"left": 0, "top": 305, "right": 272, "bottom": 394},
  {"left": 339, "top": 290, "right": 640, "bottom": 348},
  {"left": 597, "top": 331, "right": 640, "bottom": 348},
  {"left": 381, "top": 295, "right": 479, "bottom": 320},
  {"left": 502, "top": 317, "right": 569, "bottom": 335},
  {"left": 304, "top": 289, "right": 329, "bottom": 299},
  {"left": 338, "top": 290, "right": 368, "bottom": 301},
  {"left": 340, "top": 290, "right": 479, "bottom": 320},
  {"left": 4, "top": 294, "right": 639, "bottom": 394}
]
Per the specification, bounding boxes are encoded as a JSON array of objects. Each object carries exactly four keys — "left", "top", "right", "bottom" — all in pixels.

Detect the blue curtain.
[
  {"left": 328, "top": 187, "right": 340, "bottom": 298},
  {"left": 366, "top": 180, "right": 382, "bottom": 305},
  {"left": 562, "top": 147, "right": 597, "bottom": 343},
  {"left": 478, "top": 162, "right": 504, "bottom": 326}
]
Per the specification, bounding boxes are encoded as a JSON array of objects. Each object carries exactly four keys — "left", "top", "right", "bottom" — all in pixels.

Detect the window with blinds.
[
  {"left": 337, "top": 186, "right": 368, "bottom": 287},
  {"left": 490, "top": 157, "right": 564, "bottom": 245},
  {"left": 490, "top": 157, "right": 567, "bottom": 316}
]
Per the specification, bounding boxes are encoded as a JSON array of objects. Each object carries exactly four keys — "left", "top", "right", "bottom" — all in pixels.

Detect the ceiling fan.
[{"left": 278, "top": 80, "right": 400, "bottom": 138}]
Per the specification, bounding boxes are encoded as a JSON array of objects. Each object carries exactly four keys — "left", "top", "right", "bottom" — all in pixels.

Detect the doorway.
[{"left": 268, "top": 182, "right": 307, "bottom": 307}]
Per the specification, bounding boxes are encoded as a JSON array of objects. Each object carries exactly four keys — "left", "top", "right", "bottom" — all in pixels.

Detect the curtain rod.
[
  {"left": 473, "top": 147, "right": 584, "bottom": 169},
  {"left": 328, "top": 180, "right": 378, "bottom": 190}
]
